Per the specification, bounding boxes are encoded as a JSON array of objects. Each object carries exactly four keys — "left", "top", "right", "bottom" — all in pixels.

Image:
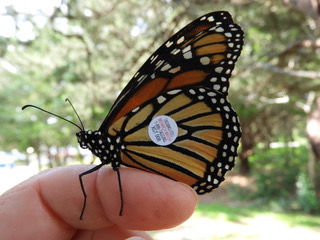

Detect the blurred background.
[{"left": 0, "top": 0, "right": 320, "bottom": 239}]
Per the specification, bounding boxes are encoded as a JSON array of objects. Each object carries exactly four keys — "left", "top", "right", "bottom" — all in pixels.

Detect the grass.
[
  {"left": 151, "top": 203, "right": 320, "bottom": 240},
  {"left": 197, "top": 203, "right": 320, "bottom": 229}
]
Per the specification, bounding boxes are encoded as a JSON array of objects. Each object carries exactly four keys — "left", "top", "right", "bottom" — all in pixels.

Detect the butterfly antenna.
[
  {"left": 65, "top": 98, "right": 85, "bottom": 131},
  {"left": 22, "top": 104, "right": 83, "bottom": 131}
]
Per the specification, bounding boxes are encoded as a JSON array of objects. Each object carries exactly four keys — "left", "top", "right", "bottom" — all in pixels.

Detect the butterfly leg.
[
  {"left": 114, "top": 167, "right": 124, "bottom": 216},
  {"left": 79, "top": 163, "right": 104, "bottom": 220}
]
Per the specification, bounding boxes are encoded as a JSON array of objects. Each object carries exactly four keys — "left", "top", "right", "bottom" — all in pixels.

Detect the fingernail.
[
  {"left": 178, "top": 182, "right": 198, "bottom": 201},
  {"left": 125, "top": 237, "right": 145, "bottom": 240}
]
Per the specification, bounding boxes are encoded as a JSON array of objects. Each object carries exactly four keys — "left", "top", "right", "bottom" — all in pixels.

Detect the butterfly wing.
[
  {"left": 100, "top": 11, "right": 243, "bottom": 131},
  {"left": 106, "top": 87, "right": 241, "bottom": 193}
]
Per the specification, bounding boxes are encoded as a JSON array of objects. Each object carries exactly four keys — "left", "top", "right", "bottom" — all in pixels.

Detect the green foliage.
[
  {"left": 296, "top": 172, "right": 320, "bottom": 214},
  {"left": 252, "top": 146, "right": 306, "bottom": 196},
  {"left": 229, "top": 146, "right": 320, "bottom": 214}
]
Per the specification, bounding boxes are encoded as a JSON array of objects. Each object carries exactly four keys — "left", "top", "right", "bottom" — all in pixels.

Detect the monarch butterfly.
[{"left": 23, "top": 11, "right": 243, "bottom": 219}]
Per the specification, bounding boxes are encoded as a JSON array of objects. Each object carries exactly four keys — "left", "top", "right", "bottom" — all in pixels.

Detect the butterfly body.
[{"left": 76, "top": 131, "right": 122, "bottom": 168}]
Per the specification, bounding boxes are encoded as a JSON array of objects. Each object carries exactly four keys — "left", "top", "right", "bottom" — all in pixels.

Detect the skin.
[{"left": 0, "top": 165, "right": 197, "bottom": 240}]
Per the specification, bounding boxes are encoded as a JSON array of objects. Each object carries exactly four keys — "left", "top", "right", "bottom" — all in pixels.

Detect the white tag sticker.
[{"left": 148, "top": 115, "right": 178, "bottom": 146}]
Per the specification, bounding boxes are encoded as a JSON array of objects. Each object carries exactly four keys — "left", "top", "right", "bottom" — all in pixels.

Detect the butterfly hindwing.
[
  {"left": 106, "top": 87, "right": 241, "bottom": 193},
  {"left": 100, "top": 11, "right": 243, "bottom": 130}
]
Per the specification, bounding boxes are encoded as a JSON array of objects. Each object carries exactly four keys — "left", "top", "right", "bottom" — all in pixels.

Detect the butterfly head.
[{"left": 76, "top": 131, "right": 89, "bottom": 149}]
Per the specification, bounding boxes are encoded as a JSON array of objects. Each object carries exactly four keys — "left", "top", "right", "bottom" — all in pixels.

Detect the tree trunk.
[
  {"left": 238, "top": 124, "right": 255, "bottom": 175},
  {"left": 306, "top": 96, "right": 320, "bottom": 199},
  {"left": 239, "top": 153, "right": 250, "bottom": 175},
  {"left": 36, "top": 150, "right": 42, "bottom": 171}
]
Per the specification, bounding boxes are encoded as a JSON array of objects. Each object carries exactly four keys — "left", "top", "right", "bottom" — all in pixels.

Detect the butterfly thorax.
[{"left": 76, "top": 130, "right": 121, "bottom": 168}]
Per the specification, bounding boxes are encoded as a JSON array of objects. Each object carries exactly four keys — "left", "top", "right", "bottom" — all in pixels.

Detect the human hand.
[{"left": 0, "top": 165, "right": 197, "bottom": 239}]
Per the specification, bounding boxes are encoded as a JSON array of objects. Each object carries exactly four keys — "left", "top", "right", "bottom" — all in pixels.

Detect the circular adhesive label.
[{"left": 148, "top": 115, "right": 178, "bottom": 146}]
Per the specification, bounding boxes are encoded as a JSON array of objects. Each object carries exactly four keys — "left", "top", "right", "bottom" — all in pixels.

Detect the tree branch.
[
  {"left": 269, "top": 38, "right": 320, "bottom": 60},
  {"left": 256, "top": 62, "right": 320, "bottom": 79}
]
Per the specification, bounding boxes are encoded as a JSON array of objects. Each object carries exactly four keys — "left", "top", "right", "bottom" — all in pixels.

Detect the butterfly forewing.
[{"left": 100, "top": 11, "right": 243, "bottom": 130}]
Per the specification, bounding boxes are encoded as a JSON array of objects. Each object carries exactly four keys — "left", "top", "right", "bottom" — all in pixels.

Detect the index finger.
[
  {"left": 0, "top": 165, "right": 197, "bottom": 239},
  {"left": 40, "top": 165, "right": 197, "bottom": 230}
]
